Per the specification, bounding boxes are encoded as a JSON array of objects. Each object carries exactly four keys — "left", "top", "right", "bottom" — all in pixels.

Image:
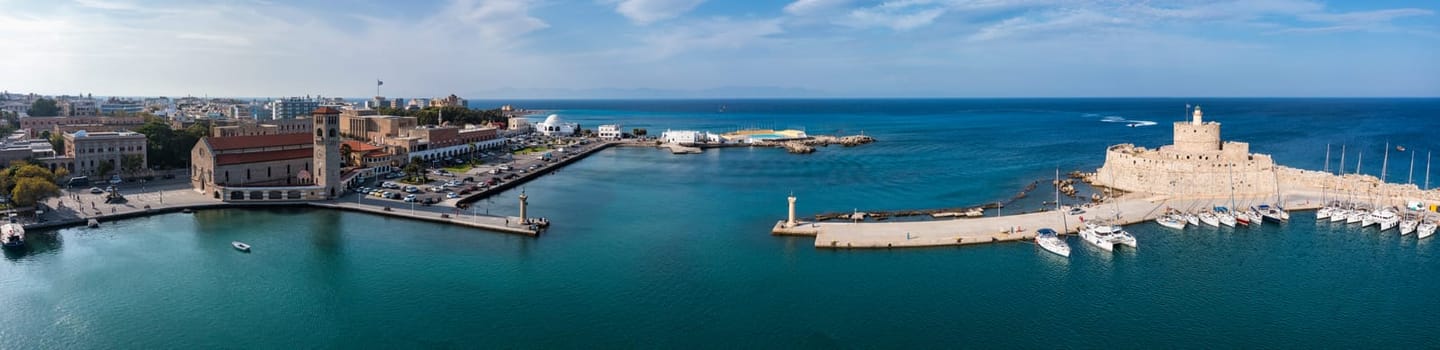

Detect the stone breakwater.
[{"left": 755, "top": 135, "right": 876, "bottom": 154}]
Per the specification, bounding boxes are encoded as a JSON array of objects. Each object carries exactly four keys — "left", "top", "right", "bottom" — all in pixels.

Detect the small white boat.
[
  {"left": 1198, "top": 211, "right": 1220, "bottom": 227},
  {"left": 1346, "top": 209, "right": 1366, "bottom": 224},
  {"left": 231, "top": 241, "right": 251, "bottom": 252},
  {"left": 1216, "top": 210, "right": 1237, "bottom": 228},
  {"left": 1329, "top": 208, "right": 1349, "bottom": 223},
  {"left": 1035, "top": 228, "right": 1070, "bottom": 257},
  {"left": 1399, "top": 215, "right": 1418, "bottom": 236},
  {"left": 87, "top": 218, "right": 100, "bottom": 228},
  {"left": 1418, "top": 221, "right": 1436, "bottom": 239},
  {"left": 1156, "top": 214, "right": 1186, "bottom": 230},
  {"left": 1, "top": 218, "right": 25, "bottom": 249},
  {"left": 1315, "top": 206, "right": 1332, "bottom": 221},
  {"left": 1183, "top": 213, "right": 1199, "bottom": 227}
]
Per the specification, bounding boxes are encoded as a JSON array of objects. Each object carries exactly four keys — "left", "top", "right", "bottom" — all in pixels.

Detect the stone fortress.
[
  {"left": 1095, "top": 106, "right": 1280, "bottom": 198},
  {"left": 1094, "top": 106, "right": 1440, "bottom": 206}
]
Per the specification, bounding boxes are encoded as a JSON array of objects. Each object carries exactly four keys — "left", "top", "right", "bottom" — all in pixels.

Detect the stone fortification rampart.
[
  {"left": 1275, "top": 167, "right": 1440, "bottom": 205},
  {"left": 1095, "top": 143, "right": 1278, "bottom": 198}
]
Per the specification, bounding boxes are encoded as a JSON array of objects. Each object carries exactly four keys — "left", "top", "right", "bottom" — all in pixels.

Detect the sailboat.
[
  {"left": 1215, "top": 206, "right": 1238, "bottom": 227},
  {"left": 1155, "top": 171, "right": 1187, "bottom": 230},
  {"left": 1317, "top": 144, "right": 1334, "bottom": 221},
  {"left": 1198, "top": 210, "right": 1220, "bottom": 227},
  {"left": 1420, "top": 152, "right": 1435, "bottom": 239},
  {"left": 1366, "top": 142, "right": 1399, "bottom": 231},
  {"left": 1036, "top": 168, "right": 1071, "bottom": 257}
]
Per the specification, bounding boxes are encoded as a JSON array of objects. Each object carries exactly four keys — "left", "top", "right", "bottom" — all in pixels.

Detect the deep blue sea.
[{"left": 3, "top": 99, "right": 1439, "bottom": 348}]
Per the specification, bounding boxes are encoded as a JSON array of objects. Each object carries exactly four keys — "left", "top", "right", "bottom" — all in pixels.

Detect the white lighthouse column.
[
  {"left": 786, "top": 194, "right": 797, "bottom": 228},
  {"left": 518, "top": 191, "right": 529, "bottom": 225}
]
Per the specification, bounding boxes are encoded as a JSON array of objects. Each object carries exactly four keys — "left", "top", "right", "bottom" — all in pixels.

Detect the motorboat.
[
  {"left": 1079, "top": 223, "right": 1115, "bottom": 251},
  {"left": 1, "top": 218, "right": 24, "bottom": 249},
  {"left": 231, "top": 241, "right": 251, "bottom": 252},
  {"left": 1035, "top": 228, "right": 1070, "bottom": 257},
  {"left": 1198, "top": 211, "right": 1220, "bottom": 227},
  {"left": 1418, "top": 220, "right": 1436, "bottom": 239},
  {"left": 87, "top": 218, "right": 100, "bottom": 228}
]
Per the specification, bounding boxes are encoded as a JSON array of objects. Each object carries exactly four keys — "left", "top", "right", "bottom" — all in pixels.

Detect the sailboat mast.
[
  {"left": 1356, "top": 149, "right": 1363, "bottom": 176},
  {"left": 1324, "top": 143, "right": 1331, "bottom": 174},
  {"left": 1339, "top": 144, "right": 1347, "bottom": 175},
  {"left": 1057, "top": 168, "right": 1067, "bottom": 233},
  {"left": 1381, "top": 142, "right": 1390, "bottom": 183},
  {"left": 1426, "top": 151, "right": 1432, "bottom": 191},
  {"left": 1408, "top": 150, "right": 1415, "bottom": 185}
]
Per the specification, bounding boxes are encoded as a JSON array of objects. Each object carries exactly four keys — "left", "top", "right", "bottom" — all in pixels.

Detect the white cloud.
[
  {"left": 845, "top": 0, "right": 948, "bottom": 31},
  {"left": 612, "top": 0, "right": 706, "bottom": 25},
  {"left": 447, "top": 0, "right": 550, "bottom": 43},
  {"left": 784, "top": 0, "right": 851, "bottom": 16},
  {"left": 969, "top": 9, "right": 1131, "bottom": 41}
]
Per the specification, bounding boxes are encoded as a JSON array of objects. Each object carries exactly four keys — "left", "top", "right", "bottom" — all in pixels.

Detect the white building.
[
  {"left": 598, "top": 124, "right": 622, "bottom": 139},
  {"left": 661, "top": 130, "right": 722, "bottom": 144},
  {"left": 271, "top": 97, "right": 319, "bottom": 120},
  {"left": 535, "top": 114, "right": 577, "bottom": 136}
]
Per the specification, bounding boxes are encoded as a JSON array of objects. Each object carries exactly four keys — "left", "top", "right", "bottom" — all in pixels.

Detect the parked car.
[
  {"left": 404, "top": 186, "right": 420, "bottom": 193},
  {"left": 90, "top": 187, "right": 104, "bottom": 194},
  {"left": 404, "top": 194, "right": 417, "bottom": 202},
  {"left": 446, "top": 192, "right": 459, "bottom": 199}
]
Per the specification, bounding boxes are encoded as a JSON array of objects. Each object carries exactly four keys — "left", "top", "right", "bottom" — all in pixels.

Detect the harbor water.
[{"left": 2, "top": 99, "right": 1439, "bottom": 348}]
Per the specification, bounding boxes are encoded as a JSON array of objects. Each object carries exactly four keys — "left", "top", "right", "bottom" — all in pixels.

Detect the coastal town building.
[
  {"left": 270, "top": 97, "right": 320, "bottom": 120},
  {"left": 61, "top": 130, "right": 148, "bottom": 177},
  {"left": 20, "top": 115, "right": 146, "bottom": 138},
  {"left": 342, "top": 140, "right": 404, "bottom": 174},
  {"left": 98, "top": 98, "right": 144, "bottom": 115},
  {"left": 0, "top": 131, "right": 57, "bottom": 167},
  {"left": 190, "top": 107, "right": 345, "bottom": 201},
  {"left": 340, "top": 112, "right": 418, "bottom": 143},
  {"left": 598, "top": 124, "right": 622, "bottom": 140},
  {"left": 211, "top": 117, "right": 312, "bottom": 137},
  {"left": 58, "top": 98, "right": 99, "bottom": 117},
  {"left": 428, "top": 94, "right": 467, "bottom": 108},
  {"left": 535, "top": 114, "right": 577, "bottom": 136},
  {"left": 1094, "top": 106, "right": 1279, "bottom": 197}
]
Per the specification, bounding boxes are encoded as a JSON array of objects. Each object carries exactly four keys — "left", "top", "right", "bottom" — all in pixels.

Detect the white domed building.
[{"left": 535, "top": 114, "right": 578, "bottom": 136}]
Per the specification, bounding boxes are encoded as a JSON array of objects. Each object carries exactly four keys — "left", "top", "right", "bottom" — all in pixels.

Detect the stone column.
[
  {"left": 786, "top": 194, "right": 797, "bottom": 228},
  {"left": 519, "top": 191, "right": 529, "bottom": 224}
]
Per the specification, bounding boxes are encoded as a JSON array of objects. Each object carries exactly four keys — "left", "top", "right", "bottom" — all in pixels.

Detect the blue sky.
[{"left": 1, "top": 0, "right": 1436, "bottom": 98}]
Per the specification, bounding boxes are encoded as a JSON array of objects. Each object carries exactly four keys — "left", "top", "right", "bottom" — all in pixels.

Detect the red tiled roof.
[
  {"left": 313, "top": 107, "right": 341, "bottom": 115},
  {"left": 204, "top": 133, "right": 313, "bottom": 151},
  {"left": 342, "top": 140, "right": 383, "bottom": 152},
  {"left": 215, "top": 148, "right": 312, "bottom": 166}
]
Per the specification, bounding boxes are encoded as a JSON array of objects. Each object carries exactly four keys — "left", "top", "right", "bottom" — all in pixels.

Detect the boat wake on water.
[{"left": 1099, "top": 115, "right": 1157, "bottom": 127}]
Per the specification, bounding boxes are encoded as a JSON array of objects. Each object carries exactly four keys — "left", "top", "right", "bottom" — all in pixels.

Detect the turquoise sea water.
[{"left": 3, "top": 99, "right": 1440, "bottom": 348}]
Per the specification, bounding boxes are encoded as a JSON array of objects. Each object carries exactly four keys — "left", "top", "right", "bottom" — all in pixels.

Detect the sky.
[{"left": 0, "top": 0, "right": 1437, "bottom": 98}]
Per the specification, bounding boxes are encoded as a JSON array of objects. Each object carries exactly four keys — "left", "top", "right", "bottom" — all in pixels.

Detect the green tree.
[
  {"left": 121, "top": 154, "right": 144, "bottom": 176},
  {"left": 28, "top": 98, "right": 59, "bottom": 116},
  {"left": 11, "top": 177, "right": 59, "bottom": 207},
  {"left": 97, "top": 161, "right": 114, "bottom": 177},
  {"left": 632, "top": 128, "right": 647, "bottom": 137},
  {"left": 48, "top": 132, "right": 65, "bottom": 152}
]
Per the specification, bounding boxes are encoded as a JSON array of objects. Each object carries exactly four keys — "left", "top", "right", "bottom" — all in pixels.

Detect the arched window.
[{"left": 316, "top": 128, "right": 323, "bottom": 137}]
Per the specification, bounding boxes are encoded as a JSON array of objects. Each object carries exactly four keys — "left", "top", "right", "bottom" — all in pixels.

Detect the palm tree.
[{"left": 339, "top": 143, "right": 353, "bottom": 168}]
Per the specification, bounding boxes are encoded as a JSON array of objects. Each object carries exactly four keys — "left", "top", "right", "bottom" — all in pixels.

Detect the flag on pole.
[{"left": 377, "top": 80, "right": 384, "bottom": 86}]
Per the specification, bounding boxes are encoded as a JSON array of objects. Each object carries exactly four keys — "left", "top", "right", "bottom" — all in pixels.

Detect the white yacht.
[
  {"left": 1418, "top": 220, "right": 1436, "bottom": 239},
  {"left": 1035, "top": 228, "right": 1070, "bottom": 257},
  {"left": 1156, "top": 211, "right": 1186, "bottom": 230},
  {"left": 1110, "top": 227, "right": 1138, "bottom": 249},
  {"left": 1328, "top": 206, "right": 1350, "bottom": 223},
  {"left": 1316, "top": 206, "right": 1333, "bottom": 221},
  {"left": 1079, "top": 223, "right": 1116, "bottom": 251},
  {"left": 1216, "top": 207, "right": 1237, "bottom": 227},
  {"left": 1346, "top": 209, "right": 1366, "bottom": 224},
  {"left": 1398, "top": 214, "right": 1418, "bottom": 235},
  {"left": 1198, "top": 211, "right": 1220, "bottom": 227},
  {"left": 1183, "top": 212, "right": 1199, "bottom": 227}
]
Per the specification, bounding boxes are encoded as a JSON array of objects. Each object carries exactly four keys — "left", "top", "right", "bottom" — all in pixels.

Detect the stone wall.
[
  {"left": 1094, "top": 143, "right": 1279, "bottom": 198},
  {"left": 1172, "top": 121, "right": 1221, "bottom": 153}
]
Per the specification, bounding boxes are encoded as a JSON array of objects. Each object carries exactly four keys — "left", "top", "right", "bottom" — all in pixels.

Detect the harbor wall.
[{"left": 1094, "top": 143, "right": 1279, "bottom": 198}]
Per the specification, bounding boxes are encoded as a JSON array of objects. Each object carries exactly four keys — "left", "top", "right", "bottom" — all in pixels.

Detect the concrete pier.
[{"left": 772, "top": 189, "right": 1361, "bottom": 250}]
